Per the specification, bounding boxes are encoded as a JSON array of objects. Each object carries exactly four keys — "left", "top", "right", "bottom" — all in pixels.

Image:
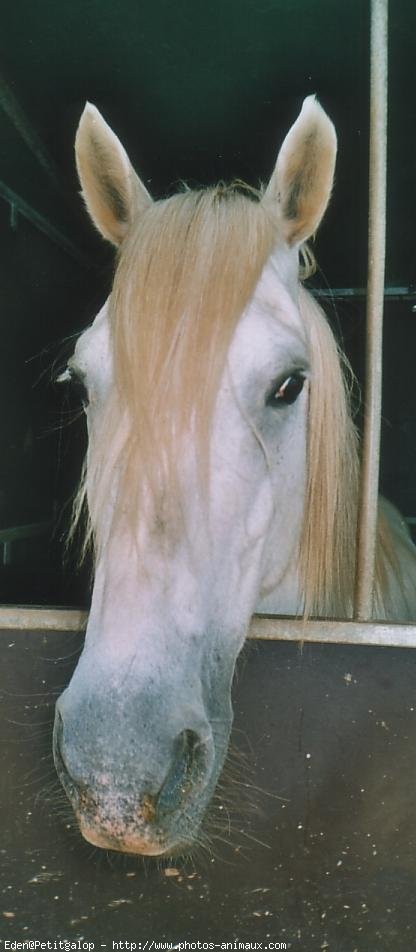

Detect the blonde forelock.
[{"left": 82, "top": 184, "right": 279, "bottom": 556}]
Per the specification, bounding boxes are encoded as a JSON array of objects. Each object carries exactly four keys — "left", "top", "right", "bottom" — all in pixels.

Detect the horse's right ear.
[{"left": 75, "top": 103, "right": 152, "bottom": 246}]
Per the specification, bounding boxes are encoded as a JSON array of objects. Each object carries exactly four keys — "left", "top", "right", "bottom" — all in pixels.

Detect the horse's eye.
[
  {"left": 267, "top": 372, "right": 305, "bottom": 408},
  {"left": 70, "top": 374, "right": 89, "bottom": 407},
  {"left": 57, "top": 367, "right": 89, "bottom": 407}
]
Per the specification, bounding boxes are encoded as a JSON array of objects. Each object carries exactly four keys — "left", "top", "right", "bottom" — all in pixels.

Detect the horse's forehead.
[
  {"left": 229, "top": 258, "right": 306, "bottom": 374},
  {"left": 253, "top": 253, "right": 301, "bottom": 324},
  {"left": 74, "top": 252, "right": 305, "bottom": 383}
]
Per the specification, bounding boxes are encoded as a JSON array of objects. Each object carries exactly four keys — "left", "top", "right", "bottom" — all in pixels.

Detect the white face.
[
  {"left": 54, "top": 247, "right": 309, "bottom": 856},
  {"left": 72, "top": 248, "right": 308, "bottom": 642}
]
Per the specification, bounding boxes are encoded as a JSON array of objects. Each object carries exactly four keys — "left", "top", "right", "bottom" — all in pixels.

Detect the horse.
[{"left": 53, "top": 96, "right": 416, "bottom": 857}]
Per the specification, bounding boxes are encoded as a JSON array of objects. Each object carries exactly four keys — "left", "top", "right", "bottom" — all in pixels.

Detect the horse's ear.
[
  {"left": 75, "top": 103, "right": 152, "bottom": 246},
  {"left": 265, "top": 96, "right": 337, "bottom": 246}
]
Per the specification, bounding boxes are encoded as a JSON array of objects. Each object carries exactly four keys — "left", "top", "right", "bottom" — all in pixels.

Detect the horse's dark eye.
[
  {"left": 70, "top": 374, "right": 89, "bottom": 407},
  {"left": 57, "top": 368, "right": 89, "bottom": 407},
  {"left": 267, "top": 372, "right": 305, "bottom": 408}
]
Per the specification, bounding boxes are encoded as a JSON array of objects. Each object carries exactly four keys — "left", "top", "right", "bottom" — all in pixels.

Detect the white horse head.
[{"left": 54, "top": 97, "right": 410, "bottom": 857}]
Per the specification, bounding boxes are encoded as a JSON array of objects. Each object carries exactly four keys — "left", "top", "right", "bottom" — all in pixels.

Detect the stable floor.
[{"left": 1, "top": 631, "right": 416, "bottom": 950}]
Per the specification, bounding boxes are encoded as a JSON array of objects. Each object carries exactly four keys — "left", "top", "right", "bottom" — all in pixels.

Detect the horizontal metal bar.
[
  {"left": 0, "top": 521, "right": 51, "bottom": 544},
  {"left": 1, "top": 608, "right": 416, "bottom": 649},
  {"left": 0, "top": 181, "right": 95, "bottom": 269},
  {"left": 313, "top": 286, "right": 415, "bottom": 300},
  {"left": 249, "top": 616, "right": 416, "bottom": 649},
  {"left": 0, "top": 607, "right": 87, "bottom": 631},
  {"left": 1, "top": 522, "right": 52, "bottom": 567}
]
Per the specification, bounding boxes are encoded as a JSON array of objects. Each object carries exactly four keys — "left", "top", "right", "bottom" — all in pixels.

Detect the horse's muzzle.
[{"left": 53, "top": 707, "right": 217, "bottom": 856}]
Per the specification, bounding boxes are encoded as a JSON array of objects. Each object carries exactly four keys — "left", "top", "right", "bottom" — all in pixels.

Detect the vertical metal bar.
[{"left": 354, "top": 0, "right": 388, "bottom": 619}]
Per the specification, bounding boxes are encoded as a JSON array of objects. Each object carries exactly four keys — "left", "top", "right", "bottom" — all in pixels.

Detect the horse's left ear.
[
  {"left": 75, "top": 102, "right": 152, "bottom": 246},
  {"left": 265, "top": 96, "right": 337, "bottom": 246}
]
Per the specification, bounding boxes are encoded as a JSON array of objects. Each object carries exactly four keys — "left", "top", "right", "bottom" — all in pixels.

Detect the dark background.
[{"left": 0, "top": 0, "right": 415, "bottom": 605}]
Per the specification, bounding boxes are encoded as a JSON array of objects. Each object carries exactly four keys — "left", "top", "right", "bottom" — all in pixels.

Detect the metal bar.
[
  {"left": 250, "top": 616, "right": 416, "bottom": 649},
  {"left": 314, "top": 287, "right": 415, "bottom": 301},
  {"left": 0, "top": 522, "right": 52, "bottom": 567},
  {"left": 354, "top": 0, "right": 388, "bottom": 620},
  {"left": 0, "top": 180, "right": 95, "bottom": 270},
  {"left": 1, "top": 609, "right": 416, "bottom": 649},
  {"left": 0, "top": 521, "right": 51, "bottom": 544},
  {"left": 0, "top": 607, "right": 87, "bottom": 631},
  {"left": 0, "top": 72, "right": 62, "bottom": 191}
]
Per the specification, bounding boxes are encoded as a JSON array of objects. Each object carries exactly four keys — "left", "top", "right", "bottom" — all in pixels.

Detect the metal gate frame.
[
  {"left": 1, "top": 607, "right": 416, "bottom": 650},
  {"left": 2, "top": 0, "right": 416, "bottom": 650}
]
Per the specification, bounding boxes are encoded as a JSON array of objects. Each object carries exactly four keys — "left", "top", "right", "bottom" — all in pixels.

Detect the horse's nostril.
[
  {"left": 53, "top": 710, "right": 91, "bottom": 806},
  {"left": 53, "top": 710, "right": 66, "bottom": 773},
  {"left": 53, "top": 713, "right": 75, "bottom": 790},
  {"left": 156, "top": 729, "right": 207, "bottom": 818},
  {"left": 178, "top": 729, "right": 201, "bottom": 782}
]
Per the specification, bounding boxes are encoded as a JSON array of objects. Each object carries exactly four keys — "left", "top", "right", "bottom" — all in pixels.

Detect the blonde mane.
[
  {"left": 71, "top": 182, "right": 391, "bottom": 618},
  {"left": 297, "top": 287, "right": 360, "bottom": 616}
]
